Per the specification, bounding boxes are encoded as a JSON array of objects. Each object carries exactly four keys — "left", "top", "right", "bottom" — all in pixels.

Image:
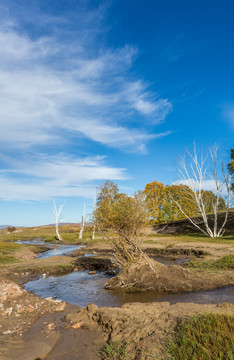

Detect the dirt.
[
  {"left": 0, "top": 240, "right": 233, "bottom": 359},
  {"left": 104, "top": 257, "right": 234, "bottom": 292},
  {"left": 1, "top": 277, "right": 233, "bottom": 360}
]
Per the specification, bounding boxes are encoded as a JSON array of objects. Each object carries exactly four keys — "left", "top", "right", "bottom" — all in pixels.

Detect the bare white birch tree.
[
  {"left": 79, "top": 203, "right": 86, "bottom": 240},
  {"left": 92, "top": 193, "right": 97, "bottom": 240},
  {"left": 53, "top": 200, "right": 64, "bottom": 241},
  {"left": 174, "top": 143, "right": 232, "bottom": 237}
]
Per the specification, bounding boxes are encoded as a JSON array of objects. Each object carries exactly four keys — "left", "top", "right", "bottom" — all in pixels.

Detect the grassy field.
[
  {"left": 188, "top": 254, "right": 234, "bottom": 270},
  {"left": 0, "top": 225, "right": 97, "bottom": 243},
  {"left": 1, "top": 224, "right": 234, "bottom": 245},
  {"left": 166, "top": 313, "right": 234, "bottom": 360},
  {"left": 0, "top": 223, "right": 233, "bottom": 266},
  {"left": 144, "top": 233, "right": 234, "bottom": 245},
  {"left": 0, "top": 240, "right": 24, "bottom": 263}
]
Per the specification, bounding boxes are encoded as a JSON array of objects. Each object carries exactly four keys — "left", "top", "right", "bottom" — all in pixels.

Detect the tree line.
[
  {"left": 142, "top": 181, "right": 226, "bottom": 224},
  {"left": 94, "top": 147, "right": 233, "bottom": 242}
]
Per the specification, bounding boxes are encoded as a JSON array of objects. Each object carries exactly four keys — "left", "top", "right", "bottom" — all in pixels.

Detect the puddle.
[
  {"left": 25, "top": 271, "right": 234, "bottom": 308},
  {"left": 150, "top": 255, "right": 189, "bottom": 266}
]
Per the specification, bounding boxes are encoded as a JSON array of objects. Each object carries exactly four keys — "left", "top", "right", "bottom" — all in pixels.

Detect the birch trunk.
[
  {"left": 79, "top": 203, "right": 85, "bottom": 240},
  {"left": 174, "top": 143, "right": 232, "bottom": 237},
  {"left": 53, "top": 200, "right": 64, "bottom": 241}
]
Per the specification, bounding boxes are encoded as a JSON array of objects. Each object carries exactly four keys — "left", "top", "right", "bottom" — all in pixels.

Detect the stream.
[
  {"left": 21, "top": 239, "right": 234, "bottom": 308},
  {"left": 17, "top": 239, "right": 84, "bottom": 259}
]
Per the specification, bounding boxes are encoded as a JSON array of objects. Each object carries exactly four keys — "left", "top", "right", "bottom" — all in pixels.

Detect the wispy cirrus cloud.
[
  {"left": 0, "top": 4, "right": 172, "bottom": 153},
  {"left": 0, "top": 154, "right": 127, "bottom": 201},
  {"left": 0, "top": 2, "right": 172, "bottom": 201},
  {"left": 223, "top": 105, "right": 234, "bottom": 129}
]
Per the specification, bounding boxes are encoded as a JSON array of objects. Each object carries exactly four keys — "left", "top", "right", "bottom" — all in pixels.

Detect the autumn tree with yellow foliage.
[{"left": 143, "top": 180, "right": 166, "bottom": 223}]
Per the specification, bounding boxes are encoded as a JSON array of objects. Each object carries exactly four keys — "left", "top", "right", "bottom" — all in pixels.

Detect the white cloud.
[
  {"left": 0, "top": 154, "right": 127, "bottom": 201},
  {"left": 0, "top": 4, "right": 173, "bottom": 202},
  {"left": 0, "top": 11, "right": 172, "bottom": 153},
  {"left": 223, "top": 106, "right": 234, "bottom": 129},
  {"left": 173, "top": 179, "right": 228, "bottom": 194}
]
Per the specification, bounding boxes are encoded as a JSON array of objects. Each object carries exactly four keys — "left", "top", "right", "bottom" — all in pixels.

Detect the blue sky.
[{"left": 0, "top": 0, "right": 233, "bottom": 226}]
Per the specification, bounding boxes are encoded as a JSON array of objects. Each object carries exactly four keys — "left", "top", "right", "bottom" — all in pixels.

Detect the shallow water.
[
  {"left": 17, "top": 239, "right": 47, "bottom": 245},
  {"left": 35, "top": 244, "right": 83, "bottom": 259},
  {"left": 151, "top": 255, "right": 189, "bottom": 266},
  {"left": 22, "top": 239, "right": 234, "bottom": 308},
  {"left": 16, "top": 239, "right": 83, "bottom": 259},
  {"left": 25, "top": 271, "right": 234, "bottom": 308}
]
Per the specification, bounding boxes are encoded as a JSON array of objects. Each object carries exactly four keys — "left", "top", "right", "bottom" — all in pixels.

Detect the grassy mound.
[
  {"left": 188, "top": 254, "right": 234, "bottom": 270},
  {"left": 166, "top": 313, "right": 234, "bottom": 360},
  {"left": 0, "top": 254, "right": 20, "bottom": 264}
]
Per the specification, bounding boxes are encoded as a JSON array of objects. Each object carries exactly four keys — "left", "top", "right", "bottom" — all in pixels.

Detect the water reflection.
[{"left": 25, "top": 271, "right": 234, "bottom": 308}]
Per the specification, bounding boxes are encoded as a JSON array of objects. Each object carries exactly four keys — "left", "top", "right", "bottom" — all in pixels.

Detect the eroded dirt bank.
[
  {"left": 105, "top": 257, "right": 234, "bottom": 292},
  {"left": 0, "top": 279, "right": 233, "bottom": 360},
  {"left": 0, "top": 240, "right": 233, "bottom": 359}
]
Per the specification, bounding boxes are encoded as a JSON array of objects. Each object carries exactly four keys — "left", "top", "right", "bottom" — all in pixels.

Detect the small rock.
[
  {"left": 89, "top": 271, "right": 96, "bottom": 275},
  {"left": 16, "top": 304, "right": 23, "bottom": 313},
  {"left": 3, "top": 330, "right": 12, "bottom": 335},
  {"left": 47, "top": 322, "right": 56, "bottom": 330},
  {"left": 56, "top": 302, "right": 66, "bottom": 312},
  {"left": 53, "top": 296, "right": 57, "bottom": 299},
  {"left": 0, "top": 282, "right": 23, "bottom": 302},
  {"left": 73, "top": 268, "right": 78, "bottom": 271},
  {"left": 3, "top": 307, "right": 13, "bottom": 316},
  {"left": 54, "top": 299, "right": 62, "bottom": 304},
  {"left": 72, "top": 321, "right": 83, "bottom": 329},
  {"left": 28, "top": 305, "right": 35, "bottom": 313}
]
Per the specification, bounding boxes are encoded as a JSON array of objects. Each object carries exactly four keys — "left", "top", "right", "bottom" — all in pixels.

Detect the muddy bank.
[
  {"left": 64, "top": 301, "right": 234, "bottom": 360},
  {"left": 105, "top": 258, "right": 234, "bottom": 292},
  {"left": 74, "top": 256, "right": 116, "bottom": 272},
  {"left": 145, "top": 247, "right": 208, "bottom": 257},
  {"left": 1, "top": 278, "right": 233, "bottom": 360},
  {"left": 0, "top": 238, "right": 233, "bottom": 360}
]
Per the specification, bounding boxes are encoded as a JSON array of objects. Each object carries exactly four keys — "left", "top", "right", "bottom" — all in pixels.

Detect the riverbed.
[{"left": 21, "top": 239, "right": 234, "bottom": 308}]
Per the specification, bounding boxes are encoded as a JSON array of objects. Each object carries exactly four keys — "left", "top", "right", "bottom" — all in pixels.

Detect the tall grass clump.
[{"left": 166, "top": 313, "right": 234, "bottom": 360}]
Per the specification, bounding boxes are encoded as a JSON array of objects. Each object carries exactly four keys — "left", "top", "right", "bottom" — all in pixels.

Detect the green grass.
[
  {"left": 144, "top": 233, "right": 234, "bottom": 245},
  {"left": 99, "top": 341, "right": 128, "bottom": 360},
  {"left": 188, "top": 254, "right": 234, "bottom": 270},
  {"left": 0, "top": 254, "right": 20, "bottom": 264},
  {"left": 0, "top": 240, "right": 23, "bottom": 254},
  {"left": 0, "top": 225, "right": 101, "bottom": 245},
  {"left": 166, "top": 313, "right": 234, "bottom": 360},
  {"left": 0, "top": 241, "right": 24, "bottom": 264}
]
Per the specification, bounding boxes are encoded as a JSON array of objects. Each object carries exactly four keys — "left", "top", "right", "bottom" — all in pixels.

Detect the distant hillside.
[
  {"left": 151, "top": 211, "right": 234, "bottom": 235},
  {"left": 0, "top": 225, "right": 12, "bottom": 230}
]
